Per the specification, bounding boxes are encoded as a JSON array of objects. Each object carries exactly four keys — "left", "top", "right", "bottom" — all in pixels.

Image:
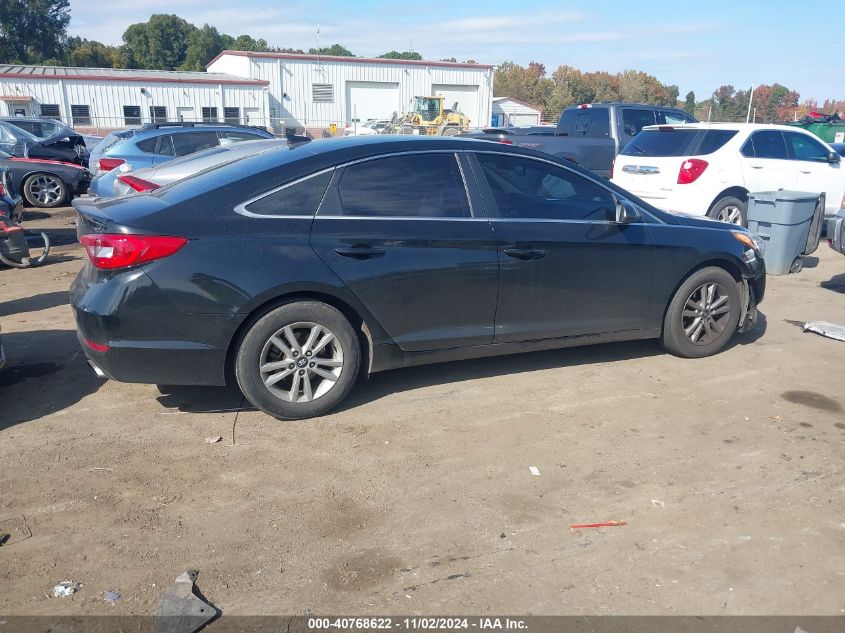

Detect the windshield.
[{"left": 413, "top": 97, "right": 441, "bottom": 119}]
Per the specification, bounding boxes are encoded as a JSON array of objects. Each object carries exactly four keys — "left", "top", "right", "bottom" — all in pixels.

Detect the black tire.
[
  {"left": 662, "top": 267, "right": 741, "bottom": 358},
  {"left": 708, "top": 196, "right": 747, "bottom": 227},
  {"left": 22, "top": 173, "right": 67, "bottom": 208},
  {"left": 235, "top": 301, "right": 360, "bottom": 420}
]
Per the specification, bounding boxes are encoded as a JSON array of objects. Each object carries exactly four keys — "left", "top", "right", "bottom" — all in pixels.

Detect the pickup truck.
[{"left": 463, "top": 102, "right": 698, "bottom": 178}]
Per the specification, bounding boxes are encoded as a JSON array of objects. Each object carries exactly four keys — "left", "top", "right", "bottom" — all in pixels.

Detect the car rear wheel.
[
  {"left": 709, "top": 196, "right": 747, "bottom": 227},
  {"left": 22, "top": 173, "right": 67, "bottom": 208},
  {"left": 235, "top": 301, "right": 360, "bottom": 420},
  {"left": 662, "top": 267, "right": 741, "bottom": 358}
]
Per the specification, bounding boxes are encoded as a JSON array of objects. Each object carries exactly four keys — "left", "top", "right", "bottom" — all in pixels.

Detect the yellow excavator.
[{"left": 385, "top": 96, "right": 471, "bottom": 136}]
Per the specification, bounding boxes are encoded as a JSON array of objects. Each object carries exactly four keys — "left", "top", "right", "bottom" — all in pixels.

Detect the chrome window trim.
[{"left": 234, "top": 167, "right": 335, "bottom": 219}]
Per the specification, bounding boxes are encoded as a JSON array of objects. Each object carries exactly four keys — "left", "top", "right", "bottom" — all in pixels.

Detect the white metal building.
[
  {"left": 0, "top": 65, "right": 269, "bottom": 133},
  {"left": 207, "top": 51, "right": 494, "bottom": 130},
  {"left": 492, "top": 97, "right": 542, "bottom": 127}
]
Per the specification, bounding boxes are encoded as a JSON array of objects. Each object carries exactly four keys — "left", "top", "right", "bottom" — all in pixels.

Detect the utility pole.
[{"left": 746, "top": 84, "right": 754, "bottom": 123}]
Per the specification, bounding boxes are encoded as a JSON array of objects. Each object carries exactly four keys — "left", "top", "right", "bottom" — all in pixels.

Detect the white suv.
[{"left": 611, "top": 123, "right": 844, "bottom": 226}]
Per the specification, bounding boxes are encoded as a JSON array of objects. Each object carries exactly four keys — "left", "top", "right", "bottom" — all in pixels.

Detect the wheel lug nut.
[
  {"left": 298, "top": 369, "right": 305, "bottom": 375},
  {"left": 288, "top": 363, "right": 294, "bottom": 369},
  {"left": 305, "top": 351, "right": 312, "bottom": 356},
  {"left": 293, "top": 351, "right": 298, "bottom": 357},
  {"left": 309, "top": 362, "right": 315, "bottom": 368}
]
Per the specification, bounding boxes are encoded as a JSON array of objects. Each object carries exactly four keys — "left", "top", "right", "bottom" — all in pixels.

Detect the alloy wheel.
[
  {"left": 717, "top": 205, "right": 743, "bottom": 225},
  {"left": 682, "top": 282, "right": 732, "bottom": 346},
  {"left": 28, "top": 175, "right": 63, "bottom": 206},
  {"left": 258, "top": 321, "right": 344, "bottom": 403}
]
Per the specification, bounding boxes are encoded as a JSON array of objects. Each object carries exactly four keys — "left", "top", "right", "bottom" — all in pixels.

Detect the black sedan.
[
  {"left": 71, "top": 136, "right": 766, "bottom": 420},
  {"left": 0, "top": 150, "right": 91, "bottom": 208}
]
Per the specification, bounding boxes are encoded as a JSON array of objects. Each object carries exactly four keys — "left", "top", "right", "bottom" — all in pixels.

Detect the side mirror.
[
  {"left": 615, "top": 198, "right": 642, "bottom": 224},
  {"left": 828, "top": 150, "right": 840, "bottom": 164}
]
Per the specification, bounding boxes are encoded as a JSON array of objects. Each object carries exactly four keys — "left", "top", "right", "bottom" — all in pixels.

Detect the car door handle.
[
  {"left": 799, "top": 169, "right": 812, "bottom": 174},
  {"left": 503, "top": 247, "right": 546, "bottom": 261},
  {"left": 334, "top": 246, "right": 385, "bottom": 259},
  {"left": 750, "top": 165, "right": 764, "bottom": 169}
]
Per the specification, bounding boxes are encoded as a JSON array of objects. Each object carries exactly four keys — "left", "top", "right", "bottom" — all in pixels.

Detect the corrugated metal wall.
[
  {"left": 232, "top": 56, "right": 493, "bottom": 129},
  {"left": 0, "top": 77, "right": 267, "bottom": 130}
]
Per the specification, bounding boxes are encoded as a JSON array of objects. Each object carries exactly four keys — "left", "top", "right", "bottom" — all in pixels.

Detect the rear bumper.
[{"left": 71, "top": 265, "right": 236, "bottom": 386}]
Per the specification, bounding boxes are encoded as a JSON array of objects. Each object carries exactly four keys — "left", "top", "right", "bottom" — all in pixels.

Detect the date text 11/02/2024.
[{"left": 308, "top": 617, "right": 528, "bottom": 630}]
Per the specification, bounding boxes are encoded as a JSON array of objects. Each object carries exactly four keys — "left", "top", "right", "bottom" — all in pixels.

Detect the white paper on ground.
[
  {"left": 803, "top": 321, "right": 845, "bottom": 343},
  {"left": 529, "top": 466, "right": 541, "bottom": 476}
]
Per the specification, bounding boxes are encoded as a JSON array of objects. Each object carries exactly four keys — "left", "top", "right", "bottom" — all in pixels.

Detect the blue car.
[{"left": 88, "top": 122, "right": 276, "bottom": 197}]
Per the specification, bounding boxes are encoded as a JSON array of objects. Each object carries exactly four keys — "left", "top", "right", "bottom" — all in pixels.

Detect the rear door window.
[
  {"left": 572, "top": 109, "right": 610, "bottom": 138},
  {"left": 742, "top": 131, "right": 788, "bottom": 160},
  {"left": 785, "top": 132, "right": 829, "bottom": 162},
  {"left": 475, "top": 153, "right": 616, "bottom": 221},
  {"left": 621, "top": 108, "right": 657, "bottom": 137},
  {"left": 657, "top": 110, "right": 694, "bottom": 125},
  {"left": 172, "top": 131, "right": 220, "bottom": 156},
  {"left": 243, "top": 171, "right": 333, "bottom": 216},
  {"left": 336, "top": 153, "right": 470, "bottom": 218}
]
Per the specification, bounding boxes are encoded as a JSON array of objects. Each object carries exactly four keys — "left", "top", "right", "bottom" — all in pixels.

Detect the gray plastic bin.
[{"left": 747, "top": 191, "right": 821, "bottom": 275}]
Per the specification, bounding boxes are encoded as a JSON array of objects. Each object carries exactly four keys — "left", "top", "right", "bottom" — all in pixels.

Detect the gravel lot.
[{"left": 1, "top": 206, "right": 844, "bottom": 616}]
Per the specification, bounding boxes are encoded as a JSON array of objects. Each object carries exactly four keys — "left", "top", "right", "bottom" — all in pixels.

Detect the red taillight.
[
  {"left": 0, "top": 182, "right": 5, "bottom": 195},
  {"left": 80, "top": 234, "right": 188, "bottom": 270},
  {"left": 498, "top": 139, "right": 513, "bottom": 144},
  {"left": 117, "top": 174, "right": 160, "bottom": 192},
  {"left": 98, "top": 157, "right": 125, "bottom": 172},
  {"left": 83, "top": 337, "right": 110, "bottom": 352},
  {"left": 677, "top": 158, "right": 708, "bottom": 184},
  {"left": 578, "top": 103, "right": 592, "bottom": 109}
]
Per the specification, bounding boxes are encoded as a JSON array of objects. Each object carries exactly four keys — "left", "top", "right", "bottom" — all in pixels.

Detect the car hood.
[{"left": 654, "top": 207, "right": 742, "bottom": 231}]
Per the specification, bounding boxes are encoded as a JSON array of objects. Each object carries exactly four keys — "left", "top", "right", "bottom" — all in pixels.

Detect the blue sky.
[{"left": 68, "top": 0, "right": 843, "bottom": 102}]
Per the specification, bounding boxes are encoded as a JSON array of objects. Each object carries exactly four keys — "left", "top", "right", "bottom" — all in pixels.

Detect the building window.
[
  {"left": 70, "top": 104, "right": 91, "bottom": 126},
  {"left": 201, "top": 107, "right": 218, "bottom": 123},
  {"left": 223, "top": 107, "right": 240, "bottom": 124},
  {"left": 39, "top": 104, "right": 61, "bottom": 119},
  {"left": 123, "top": 105, "right": 142, "bottom": 125},
  {"left": 312, "top": 84, "right": 334, "bottom": 103},
  {"left": 149, "top": 106, "right": 167, "bottom": 123}
]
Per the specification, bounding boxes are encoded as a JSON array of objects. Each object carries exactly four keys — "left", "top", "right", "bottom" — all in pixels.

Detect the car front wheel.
[
  {"left": 709, "top": 196, "right": 747, "bottom": 227},
  {"left": 662, "top": 267, "right": 741, "bottom": 358},
  {"left": 22, "top": 173, "right": 68, "bottom": 208},
  {"left": 235, "top": 301, "right": 360, "bottom": 420}
]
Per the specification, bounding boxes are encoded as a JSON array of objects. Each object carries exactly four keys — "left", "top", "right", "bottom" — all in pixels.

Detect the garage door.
[
  {"left": 510, "top": 112, "right": 540, "bottom": 126},
  {"left": 431, "top": 84, "right": 479, "bottom": 126},
  {"left": 345, "top": 81, "right": 400, "bottom": 123}
]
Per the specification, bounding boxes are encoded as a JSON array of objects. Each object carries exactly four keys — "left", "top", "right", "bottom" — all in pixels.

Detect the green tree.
[
  {"left": 122, "top": 14, "right": 196, "bottom": 70},
  {"left": 494, "top": 61, "right": 553, "bottom": 110},
  {"left": 379, "top": 50, "right": 422, "bottom": 60},
  {"left": 65, "top": 37, "right": 124, "bottom": 68},
  {"left": 182, "top": 24, "right": 228, "bottom": 70},
  {"left": 0, "top": 0, "right": 70, "bottom": 63},
  {"left": 308, "top": 43, "right": 354, "bottom": 57},
  {"left": 684, "top": 90, "right": 696, "bottom": 114},
  {"left": 231, "top": 34, "right": 268, "bottom": 52}
]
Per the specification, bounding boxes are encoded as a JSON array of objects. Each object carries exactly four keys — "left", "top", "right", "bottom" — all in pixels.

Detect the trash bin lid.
[{"left": 749, "top": 191, "right": 822, "bottom": 204}]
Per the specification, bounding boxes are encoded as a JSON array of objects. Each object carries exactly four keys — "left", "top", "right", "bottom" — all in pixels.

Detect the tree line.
[{"left": 0, "top": 1, "right": 840, "bottom": 121}]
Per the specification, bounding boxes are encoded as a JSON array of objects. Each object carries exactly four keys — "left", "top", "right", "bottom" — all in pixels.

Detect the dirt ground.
[{"left": 1, "top": 206, "right": 844, "bottom": 616}]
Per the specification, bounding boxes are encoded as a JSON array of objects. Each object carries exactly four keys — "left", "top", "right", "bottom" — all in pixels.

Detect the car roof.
[{"left": 641, "top": 122, "right": 814, "bottom": 132}]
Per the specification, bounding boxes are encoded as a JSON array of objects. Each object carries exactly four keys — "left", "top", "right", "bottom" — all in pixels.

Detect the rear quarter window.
[{"left": 242, "top": 171, "right": 333, "bottom": 216}]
